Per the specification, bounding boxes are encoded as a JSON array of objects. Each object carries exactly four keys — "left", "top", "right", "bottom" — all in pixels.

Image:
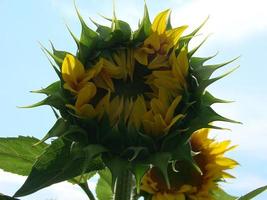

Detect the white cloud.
[{"left": 170, "top": 0, "right": 267, "bottom": 41}]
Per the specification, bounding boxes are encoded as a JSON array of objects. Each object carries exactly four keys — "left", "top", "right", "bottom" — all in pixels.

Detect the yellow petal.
[
  {"left": 75, "top": 83, "right": 96, "bottom": 108},
  {"left": 170, "top": 50, "right": 187, "bottom": 88},
  {"left": 152, "top": 9, "right": 171, "bottom": 34},
  {"left": 165, "top": 26, "right": 188, "bottom": 50},
  {"left": 134, "top": 48, "right": 148, "bottom": 66},
  {"left": 165, "top": 96, "right": 182, "bottom": 124},
  {"left": 62, "top": 54, "right": 85, "bottom": 85},
  {"left": 150, "top": 98, "right": 166, "bottom": 116},
  {"left": 100, "top": 72, "right": 115, "bottom": 91},
  {"left": 129, "top": 95, "right": 147, "bottom": 129},
  {"left": 148, "top": 55, "right": 169, "bottom": 69},
  {"left": 215, "top": 157, "right": 239, "bottom": 168},
  {"left": 95, "top": 91, "right": 111, "bottom": 119},
  {"left": 144, "top": 32, "right": 161, "bottom": 51},
  {"left": 79, "top": 104, "right": 96, "bottom": 118},
  {"left": 63, "top": 83, "right": 78, "bottom": 94},
  {"left": 177, "top": 46, "right": 189, "bottom": 78},
  {"left": 108, "top": 96, "right": 124, "bottom": 125},
  {"left": 153, "top": 114, "right": 167, "bottom": 135},
  {"left": 210, "top": 140, "right": 231, "bottom": 155}
]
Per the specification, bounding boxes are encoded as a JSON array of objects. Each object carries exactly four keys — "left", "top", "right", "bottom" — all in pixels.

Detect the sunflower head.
[
  {"left": 141, "top": 129, "right": 238, "bottom": 200},
  {"left": 30, "top": 3, "right": 239, "bottom": 192}
]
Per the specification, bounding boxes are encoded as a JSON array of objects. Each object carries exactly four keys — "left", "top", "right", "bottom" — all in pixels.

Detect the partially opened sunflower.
[
  {"left": 141, "top": 129, "right": 238, "bottom": 200},
  {"left": 3, "top": 3, "right": 265, "bottom": 200}
]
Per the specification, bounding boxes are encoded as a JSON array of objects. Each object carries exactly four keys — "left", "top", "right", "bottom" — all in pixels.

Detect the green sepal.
[
  {"left": 66, "top": 25, "right": 80, "bottom": 49},
  {"left": 130, "top": 163, "right": 150, "bottom": 193},
  {"left": 34, "top": 118, "right": 69, "bottom": 145},
  {"left": 180, "top": 16, "right": 209, "bottom": 46},
  {"left": 133, "top": 3, "right": 151, "bottom": 43},
  {"left": 147, "top": 152, "right": 171, "bottom": 189},
  {"left": 190, "top": 106, "right": 241, "bottom": 129},
  {"left": 166, "top": 10, "right": 172, "bottom": 30},
  {"left": 202, "top": 91, "right": 234, "bottom": 106},
  {"left": 112, "top": 19, "right": 132, "bottom": 42},
  {"left": 211, "top": 188, "right": 237, "bottom": 200},
  {"left": 197, "top": 66, "right": 239, "bottom": 95},
  {"left": 96, "top": 168, "right": 113, "bottom": 200},
  {"left": 102, "top": 155, "right": 129, "bottom": 191},
  {"left": 31, "top": 81, "right": 61, "bottom": 96},
  {"left": 75, "top": 5, "right": 99, "bottom": 63},
  {"left": 50, "top": 42, "right": 69, "bottom": 67},
  {"left": 19, "top": 91, "right": 67, "bottom": 110},
  {"left": 90, "top": 18, "right": 112, "bottom": 41},
  {"left": 188, "top": 34, "right": 210, "bottom": 58},
  {"left": 41, "top": 45, "right": 63, "bottom": 68},
  {"left": 81, "top": 145, "right": 108, "bottom": 176},
  {"left": 14, "top": 139, "right": 105, "bottom": 197},
  {"left": 40, "top": 48, "right": 62, "bottom": 79},
  {"left": 193, "top": 57, "right": 239, "bottom": 80},
  {"left": 121, "top": 147, "right": 148, "bottom": 162},
  {"left": 190, "top": 53, "right": 218, "bottom": 69},
  {"left": 237, "top": 185, "right": 267, "bottom": 200}
]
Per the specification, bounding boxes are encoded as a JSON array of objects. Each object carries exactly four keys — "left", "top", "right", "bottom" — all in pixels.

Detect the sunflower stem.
[
  {"left": 78, "top": 182, "right": 96, "bottom": 200},
  {"left": 114, "top": 170, "right": 133, "bottom": 200}
]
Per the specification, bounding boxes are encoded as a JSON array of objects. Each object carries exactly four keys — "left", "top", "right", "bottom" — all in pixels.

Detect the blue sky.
[{"left": 0, "top": 0, "right": 267, "bottom": 199}]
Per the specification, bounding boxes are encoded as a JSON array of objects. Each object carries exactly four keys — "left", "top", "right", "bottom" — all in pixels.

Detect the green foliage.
[
  {"left": 0, "top": 194, "right": 19, "bottom": 200},
  {"left": 238, "top": 185, "right": 267, "bottom": 200},
  {"left": 0, "top": 136, "right": 47, "bottom": 176},
  {"left": 133, "top": 4, "right": 151, "bottom": 43},
  {"left": 14, "top": 139, "right": 106, "bottom": 197},
  {"left": 96, "top": 169, "right": 113, "bottom": 200},
  {"left": 212, "top": 188, "right": 237, "bottom": 200},
  {"left": 35, "top": 118, "right": 69, "bottom": 145}
]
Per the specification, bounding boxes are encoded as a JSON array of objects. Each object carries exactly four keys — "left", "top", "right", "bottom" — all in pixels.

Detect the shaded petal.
[{"left": 75, "top": 83, "right": 96, "bottom": 108}]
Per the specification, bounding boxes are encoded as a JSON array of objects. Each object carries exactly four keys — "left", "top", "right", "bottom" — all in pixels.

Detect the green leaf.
[
  {"left": 0, "top": 194, "right": 19, "bottom": 200},
  {"left": 211, "top": 188, "right": 237, "bottom": 200},
  {"left": 14, "top": 140, "right": 105, "bottom": 197},
  {"left": 0, "top": 136, "right": 47, "bottom": 176},
  {"left": 238, "top": 185, "right": 267, "bottom": 200},
  {"left": 35, "top": 118, "right": 69, "bottom": 145},
  {"left": 31, "top": 81, "right": 61, "bottom": 96},
  {"left": 133, "top": 4, "right": 151, "bottom": 42},
  {"left": 96, "top": 168, "right": 113, "bottom": 200}
]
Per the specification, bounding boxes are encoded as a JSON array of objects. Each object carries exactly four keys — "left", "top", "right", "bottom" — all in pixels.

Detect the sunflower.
[
  {"left": 61, "top": 9, "right": 188, "bottom": 136},
  {"left": 141, "top": 128, "right": 238, "bottom": 200}
]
